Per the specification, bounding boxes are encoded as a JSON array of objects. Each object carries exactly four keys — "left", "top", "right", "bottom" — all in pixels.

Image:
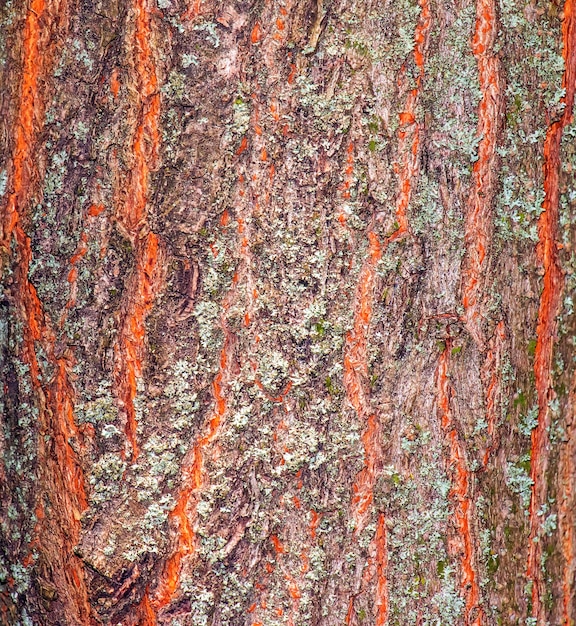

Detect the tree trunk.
[{"left": 1, "top": 0, "right": 575, "bottom": 624}]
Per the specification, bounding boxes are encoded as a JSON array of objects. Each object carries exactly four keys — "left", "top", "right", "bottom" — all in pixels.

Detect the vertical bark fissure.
[
  {"left": 147, "top": 309, "right": 236, "bottom": 619},
  {"left": 113, "top": 0, "right": 164, "bottom": 463},
  {"left": 143, "top": 27, "right": 282, "bottom": 613},
  {"left": 343, "top": 1, "right": 431, "bottom": 621},
  {"left": 436, "top": 340, "right": 483, "bottom": 625},
  {"left": 1, "top": 0, "right": 45, "bottom": 251},
  {"left": 528, "top": 1, "right": 576, "bottom": 621},
  {"left": 462, "top": 0, "right": 502, "bottom": 349},
  {"left": 344, "top": 229, "right": 383, "bottom": 533},
  {"left": 1, "top": 1, "right": 92, "bottom": 622},
  {"left": 463, "top": 0, "right": 505, "bottom": 471},
  {"left": 435, "top": 0, "right": 505, "bottom": 619}
]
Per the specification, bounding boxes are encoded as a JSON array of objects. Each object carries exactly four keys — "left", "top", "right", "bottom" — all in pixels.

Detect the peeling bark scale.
[{"left": 1, "top": 0, "right": 576, "bottom": 624}]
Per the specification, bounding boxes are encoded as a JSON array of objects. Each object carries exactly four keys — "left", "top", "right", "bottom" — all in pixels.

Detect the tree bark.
[{"left": 1, "top": 0, "right": 575, "bottom": 624}]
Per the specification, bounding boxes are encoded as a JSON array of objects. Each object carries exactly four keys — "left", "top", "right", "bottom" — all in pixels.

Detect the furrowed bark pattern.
[
  {"left": 145, "top": 247, "right": 237, "bottom": 621},
  {"left": 0, "top": 1, "right": 92, "bottom": 622},
  {"left": 437, "top": 341, "right": 483, "bottom": 625},
  {"left": 1, "top": 0, "right": 575, "bottom": 624},
  {"left": 113, "top": 0, "right": 164, "bottom": 463},
  {"left": 528, "top": 1, "right": 576, "bottom": 621},
  {"left": 157, "top": 322, "right": 233, "bottom": 610},
  {"left": 141, "top": 3, "right": 292, "bottom": 617},
  {"left": 462, "top": 0, "right": 502, "bottom": 349},
  {"left": 344, "top": 1, "right": 431, "bottom": 620},
  {"left": 393, "top": 0, "right": 431, "bottom": 238},
  {"left": 441, "top": 0, "right": 504, "bottom": 616},
  {"left": 344, "top": 230, "right": 383, "bottom": 534},
  {"left": 1, "top": 0, "right": 44, "bottom": 254},
  {"left": 463, "top": 0, "right": 505, "bottom": 474}
]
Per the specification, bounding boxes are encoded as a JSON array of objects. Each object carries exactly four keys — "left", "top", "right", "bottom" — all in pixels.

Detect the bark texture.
[{"left": 1, "top": 0, "right": 576, "bottom": 624}]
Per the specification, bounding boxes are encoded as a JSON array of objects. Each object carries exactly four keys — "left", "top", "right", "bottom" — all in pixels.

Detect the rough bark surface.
[{"left": 1, "top": 0, "right": 576, "bottom": 625}]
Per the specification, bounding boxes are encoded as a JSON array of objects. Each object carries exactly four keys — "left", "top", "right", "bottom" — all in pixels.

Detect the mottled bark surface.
[{"left": 1, "top": 0, "right": 576, "bottom": 624}]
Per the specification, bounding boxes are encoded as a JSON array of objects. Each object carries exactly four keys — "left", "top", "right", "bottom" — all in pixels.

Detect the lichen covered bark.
[{"left": 1, "top": 0, "right": 576, "bottom": 625}]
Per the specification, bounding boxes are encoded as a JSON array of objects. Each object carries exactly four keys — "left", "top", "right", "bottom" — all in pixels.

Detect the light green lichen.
[{"left": 506, "top": 455, "right": 533, "bottom": 510}]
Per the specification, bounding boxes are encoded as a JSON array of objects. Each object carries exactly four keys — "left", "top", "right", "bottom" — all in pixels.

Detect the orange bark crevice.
[
  {"left": 374, "top": 513, "right": 389, "bottom": 626},
  {"left": 527, "top": 1, "right": 576, "bottom": 621},
  {"left": 461, "top": 0, "right": 507, "bottom": 488},
  {"left": 1, "top": 1, "right": 92, "bottom": 620},
  {"left": 139, "top": 260, "right": 240, "bottom": 623},
  {"left": 115, "top": 232, "right": 163, "bottom": 461},
  {"left": 1, "top": 0, "right": 45, "bottom": 252},
  {"left": 393, "top": 0, "right": 431, "bottom": 239},
  {"left": 344, "top": 1, "right": 431, "bottom": 620},
  {"left": 437, "top": 342, "right": 484, "bottom": 625},
  {"left": 461, "top": 0, "right": 502, "bottom": 349},
  {"left": 344, "top": 231, "right": 383, "bottom": 533},
  {"left": 113, "top": 0, "right": 163, "bottom": 462},
  {"left": 152, "top": 322, "right": 234, "bottom": 614},
  {"left": 345, "top": 0, "right": 431, "bottom": 535},
  {"left": 141, "top": 90, "right": 266, "bottom": 620},
  {"left": 15, "top": 230, "right": 91, "bottom": 604},
  {"left": 458, "top": 1, "right": 503, "bottom": 614}
]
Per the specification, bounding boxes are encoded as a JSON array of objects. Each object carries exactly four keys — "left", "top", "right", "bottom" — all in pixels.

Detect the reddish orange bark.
[
  {"left": 345, "top": 0, "right": 431, "bottom": 539},
  {"left": 528, "top": 1, "right": 576, "bottom": 621},
  {"left": 450, "top": 3, "right": 503, "bottom": 616},
  {"left": 462, "top": 0, "right": 502, "bottom": 348},
  {"left": 1, "top": 0, "right": 45, "bottom": 251},
  {"left": 344, "top": 231, "right": 383, "bottom": 533},
  {"left": 3, "top": 0, "right": 573, "bottom": 623},
  {"left": 1, "top": 1, "right": 92, "bottom": 622},
  {"left": 113, "top": 0, "right": 163, "bottom": 461},
  {"left": 462, "top": 0, "right": 506, "bottom": 477},
  {"left": 143, "top": 95, "right": 267, "bottom": 618},
  {"left": 146, "top": 322, "right": 234, "bottom": 617},
  {"left": 437, "top": 343, "right": 483, "bottom": 625},
  {"left": 344, "top": 1, "right": 431, "bottom": 620},
  {"left": 394, "top": 0, "right": 431, "bottom": 237}
]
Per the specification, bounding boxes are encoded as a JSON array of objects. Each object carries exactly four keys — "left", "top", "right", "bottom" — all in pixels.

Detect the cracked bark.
[{"left": 1, "top": 0, "right": 576, "bottom": 625}]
